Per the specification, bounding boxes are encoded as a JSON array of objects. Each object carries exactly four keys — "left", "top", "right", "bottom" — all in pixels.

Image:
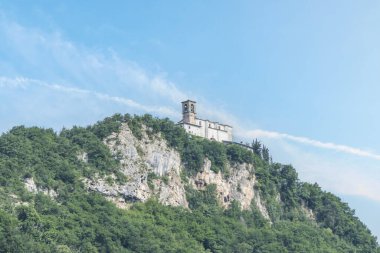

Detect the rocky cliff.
[{"left": 82, "top": 123, "right": 270, "bottom": 219}]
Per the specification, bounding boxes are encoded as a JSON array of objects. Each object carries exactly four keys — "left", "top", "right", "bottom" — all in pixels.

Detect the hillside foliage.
[{"left": 0, "top": 114, "right": 378, "bottom": 252}]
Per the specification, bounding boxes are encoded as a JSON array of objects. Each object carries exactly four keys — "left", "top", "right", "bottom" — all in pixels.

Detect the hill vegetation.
[{"left": 0, "top": 113, "right": 378, "bottom": 252}]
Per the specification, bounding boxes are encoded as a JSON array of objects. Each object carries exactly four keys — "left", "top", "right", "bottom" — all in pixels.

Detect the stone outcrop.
[
  {"left": 83, "top": 123, "right": 270, "bottom": 219},
  {"left": 190, "top": 159, "right": 269, "bottom": 216},
  {"left": 85, "top": 123, "right": 188, "bottom": 209},
  {"left": 24, "top": 177, "right": 58, "bottom": 198}
]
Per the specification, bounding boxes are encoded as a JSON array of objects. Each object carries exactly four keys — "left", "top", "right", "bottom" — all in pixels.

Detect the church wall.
[
  {"left": 182, "top": 121, "right": 232, "bottom": 142},
  {"left": 184, "top": 124, "right": 202, "bottom": 137},
  {"left": 217, "top": 129, "right": 230, "bottom": 142}
]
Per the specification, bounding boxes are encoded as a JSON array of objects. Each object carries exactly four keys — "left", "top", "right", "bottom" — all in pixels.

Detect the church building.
[{"left": 178, "top": 100, "right": 233, "bottom": 142}]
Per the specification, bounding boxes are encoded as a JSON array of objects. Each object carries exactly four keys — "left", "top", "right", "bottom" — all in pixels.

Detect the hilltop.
[{"left": 0, "top": 113, "right": 378, "bottom": 252}]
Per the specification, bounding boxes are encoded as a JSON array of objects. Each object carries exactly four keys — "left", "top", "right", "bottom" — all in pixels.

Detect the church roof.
[
  {"left": 196, "top": 118, "right": 232, "bottom": 128},
  {"left": 181, "top": 100, "right": 196, "bottom": 103}
]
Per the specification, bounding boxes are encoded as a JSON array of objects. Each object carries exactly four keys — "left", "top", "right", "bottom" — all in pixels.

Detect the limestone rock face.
[
  {"left": 84, "top": 123, "right": 188, "bottom": 208},
  {"left": 190, "top": 159, "right": 269, "bottom": 214},
  {"left": 83, "top": 123, "right": 270, "bottom": 220},
  {"left": 24, "top": 177, "right": 58, "bottom": 198}
]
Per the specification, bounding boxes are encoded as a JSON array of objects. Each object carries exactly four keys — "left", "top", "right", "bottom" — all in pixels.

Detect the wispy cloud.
[
  {"left": 0, "top": 76, "right": 179, "bottom": 117},
  {"left": 0, "top": 16, "right": 188, "bottom": 106},
  {"left": 243, "top": 129, "right": 380, "bottom": 161},
  {"left": 0, "top": 76, "right": 30, "bottom": 88}
]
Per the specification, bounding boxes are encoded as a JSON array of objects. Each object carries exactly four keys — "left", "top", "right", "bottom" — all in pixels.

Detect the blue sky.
[{"left": 1, "top": 1, "right": 380, "bottom": 239}]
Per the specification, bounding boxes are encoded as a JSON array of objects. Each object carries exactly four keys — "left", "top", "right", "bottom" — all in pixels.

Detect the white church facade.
[{"left": 178, "top": 100, "right": 233, "bottom": 142}]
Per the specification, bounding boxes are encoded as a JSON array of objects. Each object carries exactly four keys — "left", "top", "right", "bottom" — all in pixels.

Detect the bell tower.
[{"left": 182, "top": 100, "right": 196, "bottom": 124}]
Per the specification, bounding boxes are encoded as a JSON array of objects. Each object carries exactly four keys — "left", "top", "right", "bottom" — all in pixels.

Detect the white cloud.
[
  {"left": 150, "top": 75, "right": 188, "bottom": 103},
  {"left": 0, "top": 76, "right": 179, "bottom": 117},
  {"left": 0, "top": 16, "right": 189, "bottom": 105},
  {"left": 0, "top": 76, "right": 30, "bottom": 88},
  {"left": 243, "top": 128, "right": 380, "bottom": 161}
]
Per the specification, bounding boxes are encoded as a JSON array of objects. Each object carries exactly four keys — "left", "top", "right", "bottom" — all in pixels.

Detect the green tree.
[
  {"left": 251, "top": 138, "right": 262, "bottom": 156},
  {"left": 262, "top": 145, "right": 270, "bottom": 163}
]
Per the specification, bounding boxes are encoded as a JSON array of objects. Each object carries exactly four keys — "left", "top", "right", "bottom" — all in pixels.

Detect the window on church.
[{"left": 199, "top": 121, "right": 201, "bottom": 126}]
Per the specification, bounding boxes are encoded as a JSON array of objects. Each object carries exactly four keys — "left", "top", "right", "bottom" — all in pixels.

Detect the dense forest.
[{"left": 0, "top": 114, "right": 378, "bottom": 252}]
